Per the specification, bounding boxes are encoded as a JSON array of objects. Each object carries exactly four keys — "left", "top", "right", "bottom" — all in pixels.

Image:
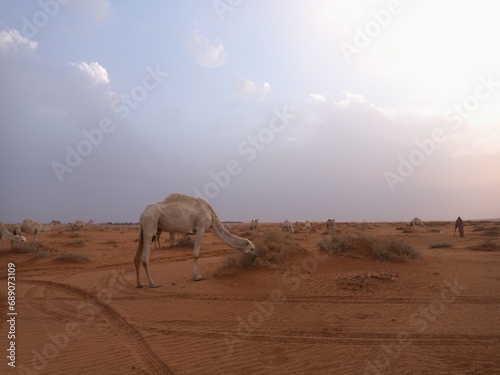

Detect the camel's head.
[
  {"left": 18, "top": 235, "right": 27, "bottom": 243},
  {"left": 242, "top": 239, "right": 257, "bottom": 256}
]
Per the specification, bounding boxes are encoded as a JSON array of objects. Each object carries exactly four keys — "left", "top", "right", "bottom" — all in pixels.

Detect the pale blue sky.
[{"left": 1, "top": 0, "right": 499, "bottom": 223}]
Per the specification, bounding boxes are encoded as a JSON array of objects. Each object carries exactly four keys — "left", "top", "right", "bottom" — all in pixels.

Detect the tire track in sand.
[{"left": 24, "top": 279, "right": 175, "bottom": 375}]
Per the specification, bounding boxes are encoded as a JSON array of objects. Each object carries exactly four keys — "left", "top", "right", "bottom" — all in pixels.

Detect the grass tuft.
[
  {"left": 318, "top": 234, "right": 420, "bottom": 262},
  {"left": 429, "top": 242, "right": 453, "bottom": 249},
  {"left": 472, "top": 239, "right": 500, "bottom": 252},
  {"left": 373, "top": 238, "right": 421, "bottom": 262},
  {"left": 56, "top": 252, "right": 90, "bottom": 262},
  {"left": 223, "top": 230, "right": 304, "bottom": 269},
  {"left": 67, "top": 239, "right": 86, "bottom": 247}
]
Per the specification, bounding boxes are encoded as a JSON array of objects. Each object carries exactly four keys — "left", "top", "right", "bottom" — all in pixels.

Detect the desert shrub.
[
  {"left": 472, "top": 239, "right": 500, "bottom": 252},
  {"left": 33, "top": 251, "right": 51, "bottom": 259},
  {"left": 429, "top": 242, "right": 453, "bottom": 249},
  {"left": 472, "top": 225, "right": 486, "bottom": 232},
  {"left": 483, "top": 227, "right": 500, "bottom": 237},
  {"left": 317, "top": 234, "right": 420, "bottom": 262},
  {"left": 56, "top": 252, "right": 90, "bottom": 262},
  {"left": 174, "top": 235, "right": 193, "bottom": 248},
  {"left": 373, "top": 239, "right": 421, "bottom": 262},
  {"left": 10, "top": 242, "right": 46, "bottom": 254},
  {"left": 67, "top": 239, "right": 86, "bottom": 247},
  {"left": 223, "top": 230, "right": 304, "bottom": 269},
  {"left": 317, "top": 235, "right": 355, "bottom": 253}
]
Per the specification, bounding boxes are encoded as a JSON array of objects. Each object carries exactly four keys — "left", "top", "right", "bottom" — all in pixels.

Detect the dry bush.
[
  {"left": 56, "top": 252, "right": 90, "bottom": 262},
  {"left": 483, "top": 227, "right": 500, "bottom": 237},
  {"left": 10, "top": 242, "right": 46, "bottom": 254},
  {"left": 33, "top": 251, "right": 51, "bottom": 259},
  {"left": 67, "top": 239, "right": 86, "bottom": 247},
  {"left": 472, "top": 239, "right": 500, "bottom": 252},
  {"left": 429, "top": 242, "right": 453, "bottom": 249},
  {"left": 317, "top": 235, "right": 356, "bottom": 253},
  {"left": 373, "top": 238, "right": 421, "bottom": 262},
  {"left": 222, "top": 230, "right": 304, "bottom": 269},
  {"left": 174, "top": 236, "right": 193, "bottom": 248},
  {"left": 318, "top": 234, "right": 420, "bottom": 262}
]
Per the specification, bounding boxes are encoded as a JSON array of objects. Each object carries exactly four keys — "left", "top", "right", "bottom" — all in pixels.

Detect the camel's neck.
[
  {"left": 2, "top": 229, "right": 22, "bottom": 242},
  {"left": 210, "top": 210, "right": 248, "bottom": 250}
]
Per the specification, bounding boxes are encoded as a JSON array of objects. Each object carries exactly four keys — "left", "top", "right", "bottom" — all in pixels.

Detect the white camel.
[
  {"left": 71, "top": 220, "right": 94, "bottom": 233},
  {"left": 249, "top": 219, "right": 259, "bottom": 230},
  {"left": 13, "top": 219, "right": 59, "bottom": 243},
  {"left": 0, "top": 221, "right": 26, "bottom": 249},
  {"left": 410, "top": 217, "right": 429, "bottom": 231},
  {"left": 281, "top": 220, "right": 295, "bottom": 233},
  {"left": 326, "top": 219, "right": 335, "bottom": 230},
  {"left": 304, "top": 220, "right": 311, "bottom": 236},
  {"left": 134, "top": 193, "right": 256, "bottom": 287}
]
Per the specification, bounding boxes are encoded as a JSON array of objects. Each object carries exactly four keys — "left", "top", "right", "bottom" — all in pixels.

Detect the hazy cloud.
[
  {"left": 191, "top": 24, "right": 227, "bottom": 68},
  {"left": 234, "top": 77, "right": 271, "bottom": 101}
]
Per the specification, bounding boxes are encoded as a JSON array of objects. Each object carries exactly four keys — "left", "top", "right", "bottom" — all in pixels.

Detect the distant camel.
[
  {"left": 454, "top": 217, "right": 465, "bottom": 237},
  {"left": 135, "top": 193, "right": 256, "bottom": 287},
  {"left": 326, "top": 219, "right": 335, "bottom": 229},
  {"left": 304, "top": 220, "right": 311, "bottom": 236},
  {"left": 71, "top": 220, "right": 94, "bottom": 233},
  {"left": 410, "top": 217, "right": 428, "bottom": 231},
  {"left": 0, "top": 221, "right": 26, "bottom": 249},
  {"left": 282, "top": 220, "right": 294, "bottom": 233},
  {"left": 250, "top": 219, "right": 259, "bottom": 230},
  {"left": 42, "top": 220, "right": 60, "bottom": 232},
  {"left": 13, "top": 219, "right": 58, "bottom": 243}
]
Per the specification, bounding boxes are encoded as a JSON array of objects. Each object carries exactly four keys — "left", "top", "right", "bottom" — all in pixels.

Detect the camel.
[
  {"left": 0, "top": 221, "right": 26, "bottom": 249},
  {"left": 410, "top": 217, "right": 428, "bottom": 231},
  {"left": 281, "top": 220, "right": 295, "bottom": 233},
  {"left": 249, "top": 219, "right": 259, "bottom": 230},
  {"left": 134, "top": 193, "right": 256, "bottom": 287},
  {"left": 454, "top": 217, "right": 465, "bottom": 237},
  {"left": 71, "top": 220, "right": 94, "bottom": 233},
  {"left": 326, "top": 219, "right": 335, "bottom": 229},
  {"left": 13, "top": 219, "right": 59, "bottom": 243},
  {"left": 304, "top": 220, "right": 311, "bottom": 236}
]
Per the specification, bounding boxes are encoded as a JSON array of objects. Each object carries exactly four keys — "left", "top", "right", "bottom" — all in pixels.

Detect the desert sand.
[{"left": 1, "top": 220, "right": 499, "bottom": 375}]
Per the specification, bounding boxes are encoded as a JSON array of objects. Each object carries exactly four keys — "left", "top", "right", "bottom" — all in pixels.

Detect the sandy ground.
[{"left": 1, "top": 220, "right": 499, "bottom": 375}]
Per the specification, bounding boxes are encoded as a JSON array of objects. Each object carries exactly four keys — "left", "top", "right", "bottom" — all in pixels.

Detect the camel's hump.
[{"left": 160, "top": 193, "right": 209, "bottom": 206}]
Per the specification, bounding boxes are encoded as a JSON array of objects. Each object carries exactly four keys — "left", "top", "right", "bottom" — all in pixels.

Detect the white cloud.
[
  {"left": 70, "top": 61, "right": 110, "bottom": 85},
  {"left": 191, "top": 24, "right": 227, "bottom": 68},
  {"left": 309, "top": 93, "right": 326, "bottom": 101},
  {"left": 334, "top": 90, "right": 370, "bottom": 107},
  {"left": 0, "top": 29, "right": 37, "bottom": 52},
  {"left": 234, "top": 77, "right": 270, "bottom": 101}
]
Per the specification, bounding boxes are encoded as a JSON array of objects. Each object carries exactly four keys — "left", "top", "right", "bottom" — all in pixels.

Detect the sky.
[{"left": 0, "top": 0, "right": 499, "bottom": 224}]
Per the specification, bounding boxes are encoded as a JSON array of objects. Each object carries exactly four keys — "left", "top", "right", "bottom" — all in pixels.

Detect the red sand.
[{"left": 1, "top": 221, "right": 499, "bottom": 374}]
